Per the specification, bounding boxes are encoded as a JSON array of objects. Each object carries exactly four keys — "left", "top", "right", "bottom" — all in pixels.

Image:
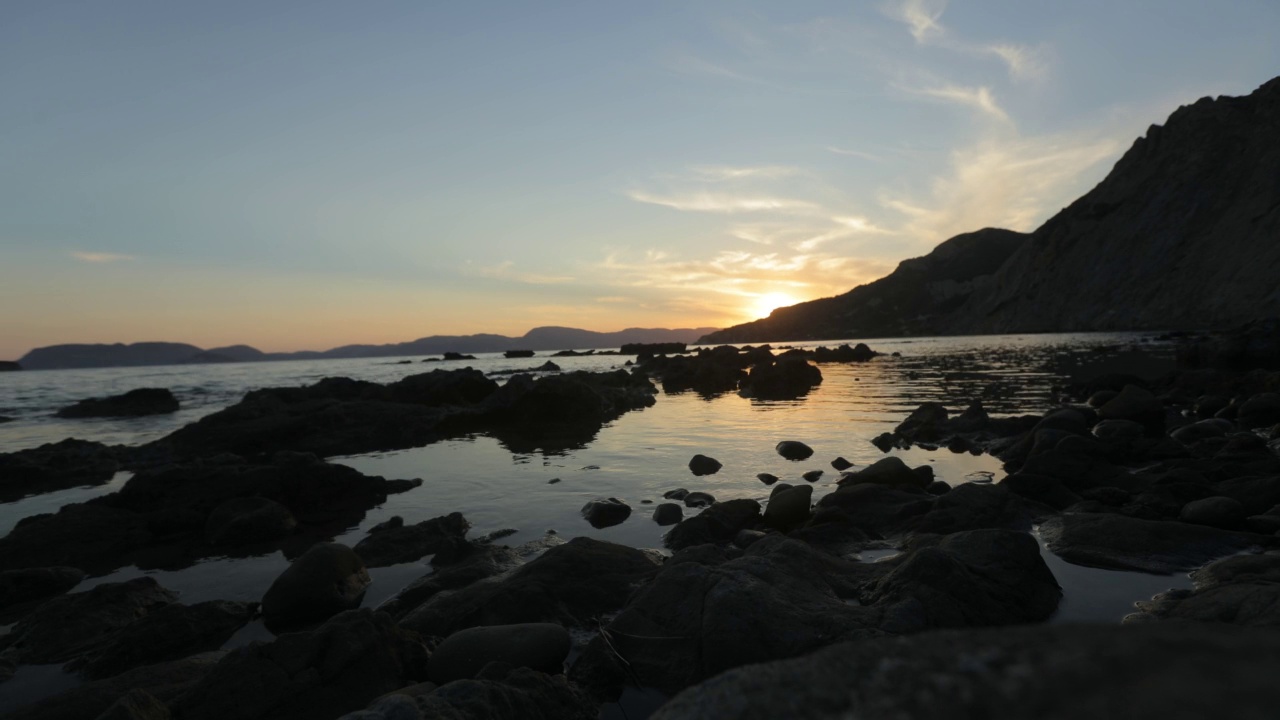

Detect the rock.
[
  {"left": 756, "top": 473, "right": 779, "bottom": 485},
  {"left": 653, "top": 503, "right": 683, "bottom": 526},
  {"left": 0, "top": 503, "right": 152, "bottom": 574},
  {"left": 665, "top": 500, "right": 762, "bottom": 551},
  {"left": 894, "top": 403, "right": 949, "bottom": 442},
  {"left": 428, "top": 623, "right": 571, "bottom": 684},
  {"left": 733, "top": 530, "right": 768, "bottom": 548},
  {"left": 399, "top": 537, "right": 660, "bottom": 637},
  {"left": 663, "top": 488, "right": 689, "bottom": 500},
  {"left": 56, "top": 388, "right": 179, "bottom": 418},
  {"left": 94, "top": 689, "right": 172, "bottom": 720},
  {"left": 342, "top": 666, "right": 597, "bottom": 720},
  {"left": 647, "top": 624, "right": 1280, "bottom": 720},
  {"left": 353, "top": 513, "right": 471, "bottom": 566},
  {"left": 999, "top": 473, "right": 1081, "bottom": 510},
  {"left": 738, "top": 358, "right": 822, "bottom": 400},
  {"left": 1214, "top": 475, "right": 1280, "bottom": 515},
  {"left": 774, "top": 441, "right": 813, "bottom": 461},
  {"left": 830, "top": 457, "right": 853, "bottom": 471},
  {"left": 1170, "top": 418, "right": 1233, "bottom": 445},
  {"left": 172, "top": 609, "right": 429, "bottom": 720},
  {"left": 0, "top": 566, "right": 86, "bottom": 621},
  {"left": 581, "top": 499, "right": 632, "bottom": 529},
  {"left": 926, "top": 480, "right": 951, "bottom": 495},
  {"left": 0, "top": 439, "right": 120, "bottom": 502},
  {"left": 762, "top": 485, "right": 812, "bottom": 531},
  {"left": 1, "top": 577, "right": 177, "bottom": 666},
  {"left": 1087, "top": 389, "right": 1119, "bottom": 407},
  {"left": 769, "top": 483, "right": 794, "bottom": 498},
  {"left": 535, "top": 361, "right": 561, "bottom": 372},
  {"left": 1180, "top": 496, "right": 1247, "bottom": 529},
  {"left": 688, "top": 455, "right": 722, "bottom": 476},
  {"left": 1040, "top": 513, "right": 1268, "bottom": 574},
  {"left": 871, "top": 432, "right": 896, "bottom": 452},
  {"left": 1093, "top": 419, "right": 1146, "bottom": 440},
  {"left": 683, "top": 491, "right": 716, "bottom": 508},
  {"left": 261, "top": 543, "right": 371, "bottom": 633},
  {"left": 378, "top": 544, "right": 521, "bottom": 620},
  {"left": 73, "top": 600, "right": 257, "bottom": 680},
  {"left": 1129, "top": 553, "right": 1280, "bottom": 626},
  {"left": 1097, "top": 384, "right": 1162, "bottom": 424},
  {"left": 802, "top": 470, "right": 823, "bottom": 483},
  {"left": 1239, "top": 392, "right": 1280, "bottom": 429},
  {"left": 203, "top": 496, "right": 297, "bottom": 546},
  {"left": 3, "top": 652, "right": 224, "bottom": 720},
  {"left": 837, "top": 456, "right": 925, "bottom": 489}
]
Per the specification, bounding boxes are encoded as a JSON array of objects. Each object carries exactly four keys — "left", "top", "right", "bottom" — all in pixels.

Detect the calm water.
[{"left": 0, "top": 333, "right": 1192, "bottom": 713}]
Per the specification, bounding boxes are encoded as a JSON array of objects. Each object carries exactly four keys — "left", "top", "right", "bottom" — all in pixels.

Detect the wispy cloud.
[
  {"left": 628, "top": 190, "right": 820, "bottom": 215},
  {"left": 476, "top": 261, "right": 574, "bottom": 285},
  {"left": 688, "top": 165, "right": 803, "bottom": 181},
  {"left": 893, "top": 0, "right": 948, "bottom": 43},
  {"left": 826, "top": 146, "right": 884, "bottom": 162},
  {"left": 985, "top": 44, "right": 1048, "bottom": 83},
  {"left": 885, "top": 0, "right": 1048, "bottom": 83},
  {"left": 905, "top": 83, "right": 1011, "bottom": 123},
  {"left": 662, "top": 53, "right": 757, "bottom": 83},
  {"left": 70, "top": 251, "right": 135, "bottom": 263}
]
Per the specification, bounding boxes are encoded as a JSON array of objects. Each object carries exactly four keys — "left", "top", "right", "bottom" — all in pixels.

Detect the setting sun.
[{"left": 749, "top": 291, "right": 801, "bottom": 320}]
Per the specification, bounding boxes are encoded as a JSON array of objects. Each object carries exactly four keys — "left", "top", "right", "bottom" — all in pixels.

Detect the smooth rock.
[
  {"left": 1180, "top": 496, "right": 1247, "bottom": 529},
  {"left": 428, "top": 623, "right": 571, "bottom": 684},
  {"left": 665, "top": 499, "right": 762, "bottom": 551},
  {"left": 581, "top": 499, "right": 632, "bottom": 529},
  {"left": 73, "top": 600, "right": 257, "bottom": 680},
  {"left": 837, "top": 456, "right": 925, "bottom": 489},
  {"left": 261, "top": 542, "right": 371, "bottom": 633},
  {"left": 1040, "top": 513, "right": 1266, "bottom": 574},
  {"left": 774, "top": 441, "right": 814, "bottom": 461},
  {"left": 353, "top": 513, "right": 471, "bottom": 567},
  {"left": 688, "top": 455, "right": 722, "bottom": 476},
  {"left": 683, "top": 491, "right": 716, "bottom": 508},
  {"left": 57, "top": 388, "right": 179, "bottom": 418},
  {"left": 762, "top": 485, "right": 812, "bottom": 531},
  {"left": 653, "top": 503, "right": 683, "bottom": 526},
  {"left": 756, "top": 473, "right": 779, "bottom": 485},
  {"left": 203, "top": 496, "right": 297, "bottom": 546},
  {"left": 830, "top": 457, "right": 853, "bottom": 471}
]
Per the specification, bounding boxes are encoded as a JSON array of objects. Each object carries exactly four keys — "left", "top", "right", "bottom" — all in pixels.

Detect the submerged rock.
[
  {"left": 738, "top": 358, "right": 822, "bottom": 400},
  {"left": 353, "top": 513, "right": 471, "bottom": 567},
  {"left": 56, "top": 388, "right": 179, "bottom": 418},
  {"left": 774, "top": 441, "right": 814, "bottom": 461}
]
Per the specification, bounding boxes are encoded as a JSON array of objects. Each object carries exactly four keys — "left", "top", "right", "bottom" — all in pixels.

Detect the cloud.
[
  {"left": 69, "top": 251, "right": 135, "bottom": 263},
  {"left": 886, "top": 0, "right": 1047, "bottom": 83},
  {"left": 985, "top": 43, "right": 1048, "bottom": 83},
  {"left": 826, "top": 146, "right": 884, "bottom": 162},
  {"left": 687, "top": 165, "right": 803, "bottom": 181},
  {"left": 628, "top": 190, "right": 821, "bottom": 215},
  {"left": 892, "top": 0, "right": 948, "bottom": 43},
  {"left": 905, "top": 83, "right": 1011, "bottom": 123},
  {"left": 476, "top": 261, "right": 574, "bottom": 285}
]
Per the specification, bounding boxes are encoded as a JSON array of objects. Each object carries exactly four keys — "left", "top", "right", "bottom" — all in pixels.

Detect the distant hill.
[
  {"left": 16, "top": 326, "right": 720, "bottom": 370},
  {"left": 702, "top": 75, "right": 1280, "bottom": 343},
  {"left": 698, "top": 228, "right": 1026, "bottom": 344}
]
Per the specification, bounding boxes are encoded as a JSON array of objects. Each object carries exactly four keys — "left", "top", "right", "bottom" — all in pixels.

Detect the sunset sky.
[{"left": 2, "top": 1, "right": 1278, "bottom": 359}]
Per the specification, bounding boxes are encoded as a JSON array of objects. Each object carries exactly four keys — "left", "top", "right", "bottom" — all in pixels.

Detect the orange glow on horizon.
[{"left": 748, "top": 291, "right": 801, "bottom": 320}]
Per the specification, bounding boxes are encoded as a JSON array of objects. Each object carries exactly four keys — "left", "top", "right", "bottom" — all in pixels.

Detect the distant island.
[
  {"left": 703, "top": 76, "right": 1280, "bottom": 344},
  {"left": 15, "top": 326, "right": 718, "bottom": 370}
]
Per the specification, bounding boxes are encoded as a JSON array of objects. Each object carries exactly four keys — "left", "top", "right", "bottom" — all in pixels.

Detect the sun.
[{"left": 749, "top": 291, "right": 800, "bottom": 319}]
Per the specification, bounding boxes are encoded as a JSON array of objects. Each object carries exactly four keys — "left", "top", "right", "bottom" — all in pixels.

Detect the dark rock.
[
  {"left": 345, "top": 666, "right": 597, "bottom": 720},
  {"left": 815, "top": 483, "right": 934, "bottom": 537},
  {"left": 683, "top": 491, "right": 716, "bottom": 508},
  {"left": 1087, "top": 389, "right": 1119, "bottom": 407},
  {"left": 203, "top": 496, "right": 297, "bottom": 546},
  {"left": 73, "top": 600, "right": 257, "bottom": 680},
  {"left": 653, "top": 503, "right": 683, "bottom": 526},
  {"left": 665, "top": 499, "right": 762, "bottom": 551},
  {"left": 1097, "top": 384, "right": 1162, "bottom": 424},
  {"left": 1040, "top": 513, "right": 1269, "bottom": 573},
  {"left": 663, "top": 488, "right": 689, "bottom": 500},
  {"left": 1170, "top": 418, "right": 1233, "bottom": 445},
  {"left": 774, "top": 441, "right": 813, "bottom": 461},
  {"left": 1180, "top": 496, "right": 1247, "bottom": 529},
  {"left": 762, "top": 485, "right": 812, "bottom": 531},
  {"left": 871, "top": 432, "right": 896, "bottom": 452},
  {"left": 1, "top": 577, "right": 177, "bottom": 666},
  {"left": 811, "top": 343, "right": 878, "bottom": 363},
  {"left": 94, "top": 689, "right": 172, "bottom": 720},
  {"left": 738, "top": 358, "right": 822, "bottom": 400},
  {"left": 0, "top": 361, "right": 21, "bottom": 371},
  {"left": 1000, "top": 473, "right": 1081, "bottom": 510},
  {"left": 830, "top": 457, "right": 853, "bottom": 471},
  {"left": 378, "top": 544, "right": 521, "bottom": 621},
  {"left": 503, "top": 350, "right": 535, "bottom": 358},
  {"left": 0, "top": 566, "right": 86, "bottom": 622},
  {"left": 647, "top": 624, "right": 1280, "bottom": 720},
  {"left": 261, "top": 542, "right": 371, "bottom": 633},
  {"left": 1215, "top": 475, "right": 1280, "bottom": 515},
  {"left": 2, "top": 652, "right": 223, "bottom": 720},
  {"left": 768, "top": 483, "right": 794, "bottom": 499},
  {"left": 1240, "top": 393, "right": 1280, "bottom": 429},
  {"left": 894, "top": 403, "right": 949, "bottom": 442},
  {"left": 1129, "top": 553, "right": 1280, "bottom": 626},
  {"left": 581, "top": 499, "right": 632, "bottom": 529},
  {"left": 442, "top": 352, "right": 476, "bottom": 361},
  {"left": 926, "top": 480, "right": 951, "bottom": 495},
  {"left": 428, "top": 623, "right": 570, "bottom": 684},
  {"left": 802, "top": 470, "right": 823, "bottom": 483},
  {"left": 535, "top": 361, "right": 560, "bottom": 372},
  {"left": 837, "top": 456, "right": 926, "bottom": 489},
  {"left": 733, "top": 530, "right": 768, "bottom": 548},
  {"left": 353, "top": 512, "right": 471, "bottom": 566},
  {"left": 756, "top": 473, "right": 779, "bottom": 485},
  {"left": 57, "top": 388, "right": 179, "bottom": 418},
  {"left": 1080, "top": 486, "right": 1131, "bottom": 506},
  {"left": 0, "top": 439, "right": 120, "bottom": 502},
  {"left": 172, "top": 609, "right": 428, "bottom": 720},
  {"left": 0, "top": 503, "right": 152, "bottom": 574},
  {"left": 687, "top": 455, "right": 722, "bottom": 476},
  {"left": 1093, "top": 418, "right": 1146, "bottom": 440},
  {"left": 399, "top": 537, "right": 660, "bottom": 637}
]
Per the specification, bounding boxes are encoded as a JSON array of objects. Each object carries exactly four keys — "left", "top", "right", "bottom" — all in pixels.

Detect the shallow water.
[{"left": 0, "top": 332, "right": 1185, "bottom": 715}]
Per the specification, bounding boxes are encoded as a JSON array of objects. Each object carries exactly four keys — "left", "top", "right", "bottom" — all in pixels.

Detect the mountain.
[
  {"left": 956, "top": 77, "right": 1280, "bottom": 333},
  {"left": 697, "top": 228, "right": 1027, "bottom": 344},
  {"left": 703, "top": 76, "right": 1280, "bottom": 343},
  {"left": 16, "top": 326, "right": 720, "bottom": 370}
]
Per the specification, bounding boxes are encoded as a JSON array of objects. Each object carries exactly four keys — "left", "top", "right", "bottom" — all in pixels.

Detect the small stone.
[
  {"left": 653, "top": 503, "right": 683, "bottom": 526},
  {"left": 757, "top": 473, "right": 779, "bottom": 485},
  {"left": 763, "top": 485, "right": 813, "bottom": 530},
  {"left": 775, "top": 441, "right": 814, "bottom": 461},
  {"left": 581, "top": 498, "right": 632, "bottom": 528},
  {"left": 802, "top": 470, "right": 823, "bottom": 483},
  {"left": 1180, "top": 497, "right": 1246, "bottom": 529},
  {"left": 684, "top": 492, "right": 716, "bottom": 508},
  {"left": 547, "top": 478, "right": 561, "bottom": 484},
  {"left": 831, "top": 457, "right": 853, "bottom": 471},
  {"left": 664, "top": 488, "right": 689, "bottom": 500},
  {"left": 689, "top": 454, "right": 722, "bottom": 476}
]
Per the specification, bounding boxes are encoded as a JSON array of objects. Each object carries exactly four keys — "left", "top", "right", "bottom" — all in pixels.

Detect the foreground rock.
[
  {"left": 1040, "top": 513, "right": 1271, "bottom": 574},
  {"left": 339, "top": 667, "right": 597, "bottom": 720},
  {"left": 57, "top": 388, "right": 179, "bottom": 418},
  {"left": 649, "top": 624, "right": 1280, "bottom": 720},
  {"left": 70, "top": 599, "right": 256, "bottom": 680},
  {"left": 0, "top": 566, "right": 86, "bottom": 622},
  {"left": 738, "top": 357, "right": 822, "bottom": 400},
  {"left": 4, "top": 652, "right": 224, "bottom": 720},
  {"left": 172, "top": 609, "right": 429, "bottom": 720},
  {"left": 352, "top": 513, "right": 471, "bottom": 567},
  {"left": 262, "top": 543, "right": 370, "bottom": 633},
  {"left": 1128, "top": 552, "right": 1280, "bottom": 626},
  {"left": 428, "top": 623, "right": 571, "bottom": 684},
  {"left": 0, "top": 438, "right": 120, "bottom": 502}
]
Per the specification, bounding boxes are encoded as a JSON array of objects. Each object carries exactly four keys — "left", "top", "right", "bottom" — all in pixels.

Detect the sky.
[{"left": 2, "top": 0, "right": 1278, "bottom": 358}]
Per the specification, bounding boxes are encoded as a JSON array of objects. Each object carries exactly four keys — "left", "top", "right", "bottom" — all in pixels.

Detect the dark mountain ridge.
[
  {"left": 702, "top": 75, "right": 1280, "bottom": 344},
  {"left": 15, "top": 326, "right": 719, "bottom": 370}
]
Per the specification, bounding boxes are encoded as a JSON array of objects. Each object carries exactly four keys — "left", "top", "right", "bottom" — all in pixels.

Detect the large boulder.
[
  {"left": 1129, "top": 553, "right": 1280, "bottom": 626},
  {"left": 648, "top": 624, "right": 1280, "bottom": 720},
  {"left": 261, "top": 543, "right": 371, "bottom": 633},
  {"left": 738, "top": 358, "right": 822, "bottom": 400},
  {"left": 0, "top": 439, "right": 120, "bottom": 502},
  {"left": 339, "top": 666, "right": 597, "bottom": 720},
  {"left": 3, "top": 652, "right": 224, "bottom": 720},
  {"left": 1040, "top": 513, "right": 1270, "bottom": 573},
  {"left": 0, "top": 566, "right": 86, "bottom": 622},
  {"left": 57, "top": 388, "right": 179, "bottom": 418},
  {"left": 427, "top": 623, "right": 571, "bottom": 684},
  {"left": 72, "top": 599, "right": 257, "bottom": 680},
  {"left": 762, "top": 485, "right": 812, "bottom": 531},
  {"left": 352, "top": 513, "right": 471, "bottom": 567},
  {"left": 664, "top": 499, "right": 762, "bottom": 551}
]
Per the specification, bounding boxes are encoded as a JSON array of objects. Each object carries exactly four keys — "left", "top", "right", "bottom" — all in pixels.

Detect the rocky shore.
[{"left": 3, "top": 332, "right": 1280, "bottom": 718}]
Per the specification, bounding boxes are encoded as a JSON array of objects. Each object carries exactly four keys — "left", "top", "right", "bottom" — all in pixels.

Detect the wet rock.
[
  {"left": 57, "top": 388, "right": 179, "bottom": 418},
  {"left": 871, "top": 432, "right": 896, "bottom": 452},
  {"left": 830, "top": 457, "right": 853, "bottom": 471},
  {"left": 738, "top": 358, "right": 822, "bottom": 400},
  {"left": 94, "top": 689, "right": 172, "bottom": 720},
  {"left": 1180, "top": 496, "right": 1247, "bottom": 529},
  {"left": 73, "top": 600, "right": 257, "bottom": 680},
  {"left": 1040, "top": 513, "right": 1269, "bottom": 573},
  {"left": 1215, "top": 475, "right": 1280, "bottom": 515},
  {"left": 1093, "top": 418, "right": 1146, "bottom": 441},
  {"left": 399, "top": 537, "right": 660, "bottom": 637},
  {"left": 733, "top": 530, "right": 768, "bottom": 548},
  {"left": 378, "top": 543, "right": 521, "bottom": 620},
  {"left": 688, "top": 455, "right": 722, "bottom": 476},
  {"left": 204, "top": 496, "right": 297, "bottom": 546},
  {"left": 894, "top": 403, "right": 949, "bottom": 442},
  {"left": 0, "top": 439, "right": 120, "bottom": 501},
  {"left": 1239, "top": 393, "right": 1280, "bottom": 429},
  {"left": 1129, "top": 553, "right": 1280, "bottom": 626},
  {"left": 774, "top": 441, "right": 813, "bottom": 461},
  {"left": 665, "top": 499, "right": 762, "bottom": 551},
  {"left": 581, "top": 499, "right": 632, "bottom": 529},
  {"left": 999, "top": 473, "right": 1081, "bottom": 510},
  {"left": 428, "top": 623, "right": 570, "bottom": 684},
  {"left": 769, "top": 483, "right": 794, "bottom": 498},
  {"left": 926, "top": 480, "right": 951, "bottom": 495},
  {"left": 535, "top": 361, "right": 561, "bottom": 372},
  {"left": 262, "top": 543, "right": 371, "bottom": 633},
  {"left": 663, "top": 488, "right": 689, "bottom": 500},
  {"left": 683, "top": 491, "right": 716, "bottom": 508},
  {"left": 353, "top": 512, "right": 471, "bottom": 566},
  {"left": 810, "top": 343, "right": 877, "bottom": 363},
  {"left": 815, "top": 483, "right": 934, "bottom": 537},
  {"left": 802, "top": 470, "right": 823, "bottom": 483},
  {"left": 1097, "top": 384, "right": 1163, "bottom": 424},
  {"left": 653, "top": 503, "right": 683, "bottom": 526},
  {"left": 762, "top": 485, "right": 812, "bottom": 531},
  {"left": 0, "top": 566, "right": 86, "bottom": 622},
  {"left": 0, "top": 503, "right": 152, "bottom": 573},
  {"left": 173, "top": 609, "right": 429, "bottom": 720},
  {"left": 3, "top": 652, "right": 224, "bottom": 720},
  {"left": 342, "top": 666, "right": 597, "bottom": 720},
  {"left": 837, "top": 456, "right": 926, "bottom": 489},
  {"left": 1170, "top": 418, "right": 1233, "bottom": 445},
  {"left": 0, "top": 577, "right": 177, "bottom": 666},
  {"left": 647, "top": 624, "right": 1280, "bottom": 720},
  {"left": 1087, "top": 389, "right": 1119, "bottom": 407},
  {"left": 755, "top": 473, "right": 779, "bottom": 485}
]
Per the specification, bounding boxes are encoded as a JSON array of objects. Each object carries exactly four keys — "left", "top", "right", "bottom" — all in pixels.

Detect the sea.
[{"left": 0, "top": 333, "right": 1193, "bottom": 715}]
